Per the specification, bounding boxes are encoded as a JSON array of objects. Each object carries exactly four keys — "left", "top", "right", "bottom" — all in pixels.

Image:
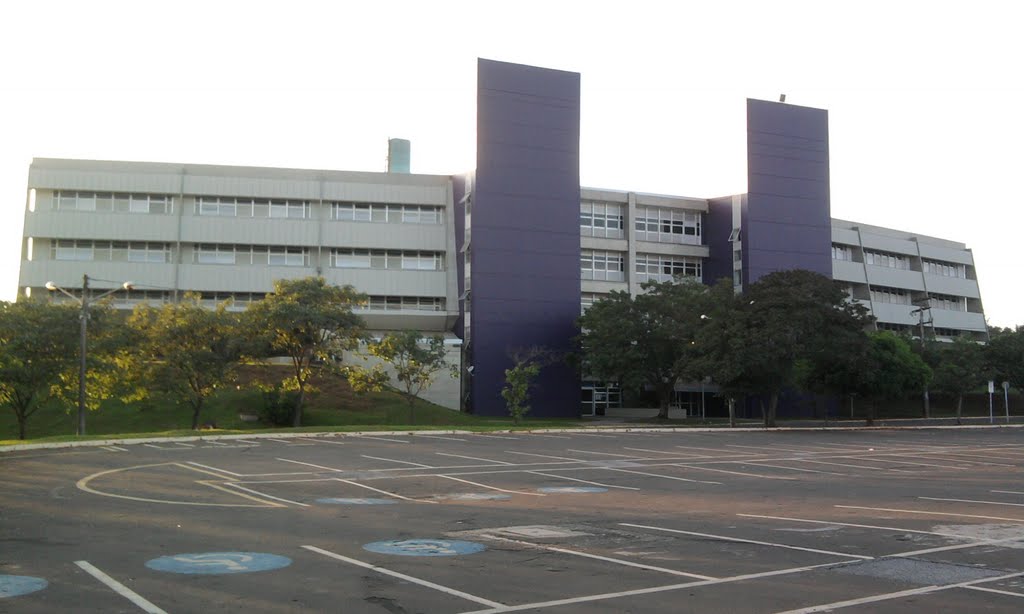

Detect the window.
[
  {"left": 864, "top": 250, "right": 911, "bottom": 270},
  {"left": 268, "top": 247, "right": 307, "bottom": 267},
  {"left": 929, "top": 293, "right": 967, "bottom": 312},
  {"left": 581, "top": 250, "right": 625, "bottom": 281},
  {"left": 832, "top": 244, "right": 853, "bottom": 261},
  {"left": 635, "top": 254, "right": 703, "bottom": 282},
  {"left": 923, "top": 259, "right": 966, "bottom": 279},
  {"left": 869, "top": 286, "right": 912, "bottom": 305},
  {"left": 353, "top": 296, "right": 446, "bottom": 312},
  {"left": 580, "top": 292, "right": 608, "bottom": 314},
  {"left": 195, "top": 244, "right": 237, "bottom": 265},
  {"left": 331, "top": 249, "right": 444, "bottom": 271},
  {"left": 580, "top": 201, "right": 625, "bottom": 239},
  {"left": 53, "top": 239, "right": 95, "bottom": 261},
  {"left": 127, "top": 242, "right": 171, "bottom": 263},
  {"left": 54, "top": 191, "right": 172, "bottom": 214},
  {"left": 635, "top": 207, "right": 701, "bottom": 245},
  {"left": 196, "top": 196, "right": 310, "bottom": 219},
  {"left": 331, "top": 202, "right": 442, "bottom": 224}
]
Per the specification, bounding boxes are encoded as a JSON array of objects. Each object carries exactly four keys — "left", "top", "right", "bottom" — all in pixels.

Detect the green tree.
[
  {"left": 579, "top": 279, "right": 715, "bottom": 419},
  {"left": 129, "top": 295, "right": 244, "bottom": 430},
  {"left": 933, "top": 335, "right": 986, "bottom": 425},
  {"left": 366, "top": 330, "right": 452, "bottom": 424},
  {"left": 854, "top": 331, "right": 932, "bottom": 425},
  {"left": 246, "top": 277, "right": 366, "bottom": 427},
  {"left": 0, "top": 301, "right": 80, "bottom": 439},
  {"left": 985, "top": 325, "right": 1024, "bottom": 394},
  {"left": 716, "top": 270, "right": 873, "bottom": 427},
  {"left": 501, "top": 347, "right": 550, "bottom": 424}
]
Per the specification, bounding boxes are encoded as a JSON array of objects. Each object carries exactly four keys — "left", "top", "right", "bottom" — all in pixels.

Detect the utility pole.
[{"left": 911, "top": 300, "right": 932, "bottom": 419}]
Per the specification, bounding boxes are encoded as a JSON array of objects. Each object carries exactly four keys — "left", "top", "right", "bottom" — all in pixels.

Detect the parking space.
[{"left": 2, "top": 427, "right": 1024, "bottom": 612}]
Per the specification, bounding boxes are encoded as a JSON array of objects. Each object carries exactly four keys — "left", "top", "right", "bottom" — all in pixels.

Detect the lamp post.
[{"left": 45, "top": 275, "right": 132, "bottom": 436}]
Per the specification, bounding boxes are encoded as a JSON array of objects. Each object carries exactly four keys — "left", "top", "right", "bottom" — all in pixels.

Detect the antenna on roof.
[{"left": 779, "top": 94, "right": 787, "bottom": 103}]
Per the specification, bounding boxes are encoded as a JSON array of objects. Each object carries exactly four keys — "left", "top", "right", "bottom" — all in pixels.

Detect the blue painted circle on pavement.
[
  {"left": 0, "top": 575, "right": 48, "bottom": 599},
  {"left": 317, "top": 497, "right": 397, "bottom": 505},
  {"left": 537, "top": 486, "right": 608, "bottom": 494},
  {"left": 145, "top": 552, "right": 292, "bottom": 575},
  {"left": 363, "top": 539, "right": 485, "bottom": 557}
]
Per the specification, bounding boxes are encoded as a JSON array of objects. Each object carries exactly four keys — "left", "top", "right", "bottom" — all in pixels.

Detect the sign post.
[
  {"left": 988, "top": 380, "right": 995, "bottom": 424},
  {"left": 1004, "top": 381, "right": 1011, "bottom": 424}
]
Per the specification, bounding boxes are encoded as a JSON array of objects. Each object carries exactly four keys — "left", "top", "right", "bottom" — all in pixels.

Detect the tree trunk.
[
  {"left": 923, "top": 387, "right": 931, "bottom": 419},
  {"left": 293, "top": 384, "right": 306, "bottom": 428},
  {"left": 657, "top": 386, "right": 670, "bottom": 420},
  {"left": 956, "top": 393, "right": 963, "bottom": 425},
  {"left": 17, "top": 413, "right": 27, "bottom": 440},
  {"left": 408, "top": 395, "right": 416, "bottom": 425},
  {"left": 866, "top": 400, "right": 875, "bottom": 426},
  {"left": 760, "top": 399, "right": 768, "bottom": 428},
  {"left": 191, "top": 401, "right": 203, "bottom": 430},
  {"left": 764, "top": 393, "right": 778, "bottom": 428},
  {"left": 728, "top": 398, "right": 736, "bottom": 428}
]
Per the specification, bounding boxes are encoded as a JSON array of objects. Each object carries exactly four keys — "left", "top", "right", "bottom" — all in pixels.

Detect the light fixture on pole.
[{"left": 45, "top": 275, "right": 133, "bottom": 436}]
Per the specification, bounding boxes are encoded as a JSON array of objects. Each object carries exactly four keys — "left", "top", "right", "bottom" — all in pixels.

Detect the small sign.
[
  {"left": 1004, "top": 381, "right": 1011, "bottom": 391},
  {"left": 316, "top": 497, "right": 397, "bottom": 505},
  {"left": 537, "top": 486, "right": 608, "bottom": 494},
  {"left": 146, "top": 552, "right": 292, "bottom": 575},
  {"left": 989, "top": 380, "right": 995, "bottom": 393},
  {"left": 0, "top": 575, "right": 48, "bottom": 599},
  {"left": 363, "top": 539, "right": 485, "bottom": 557}
]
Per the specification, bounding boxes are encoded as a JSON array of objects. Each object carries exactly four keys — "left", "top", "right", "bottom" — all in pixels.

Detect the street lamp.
[{"left": 45, "top": 275, "right": 133, "bottom": 436}]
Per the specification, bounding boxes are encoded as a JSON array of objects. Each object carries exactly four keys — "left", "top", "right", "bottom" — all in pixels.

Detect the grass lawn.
[{"left": 0, "top": 366, "right": 583, "bottom": 444}]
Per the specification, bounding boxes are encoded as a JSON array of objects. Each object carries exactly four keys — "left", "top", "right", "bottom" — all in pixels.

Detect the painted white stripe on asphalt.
[
  {"left": 835, "top": 505, "right": 1024, "bottom": 523},
  {"left": 473, "top": 434, "right": 520, "bottom": 440},
  {"left": 735, "top": 513, "right": 965, "bottom": 538},
  {"left": 773, "top": 570, "right": 1024, "bottom": 614},
  {"left": 602, "top": 467, "right": 720, "bottom": 485},
  {"left": 362, "top": 455, "right": 433, "bottom": 468},
  {"left": 532, "top": 434, "right": 572, "bottom": 439},
  {"left": 276, "top": 458, "right": 344, "bottom": 472},
  {"left": 478, "top": 534, "right": 714, "bottom": 579},
  {"left": 175, "top": 442, "right": 195, "bottom": 447},
  {"left": 417, "top": 434, "right": 469, "bottom": 442},
  {"left": 566, "top": 449, "right": 642, "bottom": 458},
  {"left": 75, "top": 561, "right": 166, "bottom": 613},
  {"left": 437, "top": 452, "right": 514, "bottom": 465},
  {"left": 837, "top": 455, "right": 969, "bottom": 470},
  {"left": 526, "top": 471, "right": 640, "bottom": 491},
  {"left": 458, "top": 561, "right": 851, "bottom": 614},
  {"left": 888, "top": 534, "right": 1024, "bottom": 558},
  {"left": 993, "top": 490, "right": 1024, "bottom": 495},
  {"left": 361, "top": 436, "right": 410, "bottom": 443},
  {"left": 622, "top": 447, "right": 701, "bottom": 456},
  {"left": 439, "top": 475, "right": 545, "bottom": 496},
  {"left": 186, "top": 461, "right": 243, "bottom": 476},
  {"left": 310, "top": 437, "right": 347, "bottom": 445},
  {"left": 919, "top": 496, "right": 1024, "bottom": 508},
  {"left": 504, "top": 451, "right": 584, "bottom": 462},
  {"left": 265, "top": 438, "right": 292, "bottom": 443},
  {"left": 333, "top": 478, "right": 434, "bottom": 503},
  {"left": 621, "top": 523, "right": 873, "bottom": 559},
  {"left": 302, "top": 545, "right": 503, "bottom": 607},
  {"left": 744, "top": 461, "right": 845, "bottom": 476},
  {"left": 222, "top": 482, "right": 309, "bottom": 507},
  {"left": 966, "top": 585, "right": 1024, "bottom": 598},
  {"left": 672, "top": 464, "right": 796, "bottom": 480},
  {"left": 796, "top": 458, "right": 914, "bottom": 473},
  {"left": 205, "top": 440, "right": 229, "bottom": 446}
]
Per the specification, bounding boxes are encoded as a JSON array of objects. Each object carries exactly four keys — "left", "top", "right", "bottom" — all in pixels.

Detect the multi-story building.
[{"left": 16, "top": 59, "right": 987, "bottom": 418}]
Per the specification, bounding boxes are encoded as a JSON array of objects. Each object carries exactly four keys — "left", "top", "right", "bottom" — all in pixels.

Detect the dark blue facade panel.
[
  {"left": 470, "top": 58, "right": 581, "bottom": 418},
  {"left": 745, "top": 99, "right": 832, "bottom": 283},
  {"left": 704, "top": 196, "right": 736, "bottom": 287}
]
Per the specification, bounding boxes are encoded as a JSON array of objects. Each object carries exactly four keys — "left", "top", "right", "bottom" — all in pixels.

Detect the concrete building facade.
[{"left": 16, "top": 59, "right": 988, "bottom": 418}]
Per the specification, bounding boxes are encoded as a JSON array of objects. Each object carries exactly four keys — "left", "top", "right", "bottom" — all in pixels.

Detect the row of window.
[
  {"left": 864, "top": 250, "right": 911, "bottom": 270},
  {"left": 832, "top": 245, "right": 853, "bottom": 261},
  {"left": 54, "top": 191, "right": 172, "bottom": 214},
  {"left": 45, "top": 290, "right": 445, "bottom": 312},
  {"left": 634, "top": 254, "right": 702, "bottom": 282},
  {"left": 580, "top": 250, "right": 626, "bottom": 281},
  {"left": 923, "top": 259, "right": 967, "bottom": 279},
  {"left": 52, "top": 240, "right": 172, "bottom": 263},
  {"left": 635, "top": 207, "right": 701, "bottom": 245},
  {"left": 870, "top": 287, "right": 913, "bottom": 305},
  {"left": 353, "top": 296, "right": 447, "bottom": 312},
  {"left": 580, "top": 202, "right": 625, "bottom": 239},
  {"left": 195, "top": 244, "right": 309, "bottom": 266},
  {"left": 196, "top": 197, "right": 311, "bottom": 219},
  {"left": 330, "top": 249, "right": 445, "bottom": 271},
  {"left": 331, "top": 203, "right": 443, "bottom": 224},
  {"left": 928, "top": 293, "right": 967, "bottom": 312}
]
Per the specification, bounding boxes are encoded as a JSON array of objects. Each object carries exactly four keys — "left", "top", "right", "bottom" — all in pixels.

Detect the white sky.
[{"left": 1, "top": 0, "right": 1020, "bottom": 327}]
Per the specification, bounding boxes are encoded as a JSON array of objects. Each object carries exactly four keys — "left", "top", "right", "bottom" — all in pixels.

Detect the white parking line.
[
  {"left": 333, "top": 477, "right": 434, "bottom": 503},
  {"left": 888, "top": 534, "right": 1024, "bottom": 558},
  {"left": 437, "top": 452, "right": 514, "bottom": 465},
  {"left": 835, "top": 505, "right": 1024, "bottom": 523},
  {"left": 75, "top": 560, "right": 167, "bottom": 613},
  {"left": 918, "top": 496, "right": 1024, "bottom": 508},
  {"left": 566, "top": 449, "right": 642, "bottom": 458},
  {"left": 186, "top": 461, "right": 243, "bottom": 477},
  {"left": 478, "top": 534, "right": 715, "bottom": 580},
  {"left": 175, "top": 442, "right": 195, "bottom": 448},
  {"left": 474, "top": 434, "right": 520, "bottom": 440},
  {"left": 774, "top": 570, "right": 1024, "bottom": 614},
  {"left": 526, "top": 471, "right": 640, "bottom": 490},
  {"left": 993, "top": 490, "right": 1024, "bottom": 495},
  {"left": 966, "top": 585, "right": 1024, "bottom": 599},
  {"left": 222, "top": 482, "right": 309, "bottom": 507},
  {"left": 575, "top": 433, "right": 618, "bottom": 438},
  {"left": 835, "top": 455, "right": 968, "bottom": 470},
  {"left": 310, "top": 438, "right": 347, "bottom": 445},
  {"left": 504, "top": 451, "right": 584, "bottom": 462},
  {"left": 744, "top": 461, "right": 845, "bottom": 476},
  {"left": 532, "top": 434, "right": 572, "bottom": 439},
  {"left": 623, "top": 447, "right": 693, "bottom": 456},
  {"left": 602, "top": 466, "right": 720, "bottom": 485},
  {"left": 417, "top": 434, "right": 469, "bottom": 441},
  {"left": 276, "top": 457, "right": 344, "bottom": 472},
  {"left": 735, "top": 513, "right": 966, "bottom": 538},
  {"left": 361, "top": 436, "right": 410, "bottom": 444},
  {"left": 302, "top": 545, "right": 503, "bottom": 607},
  {"left": 439, "top": 475, "right": 545, "bottom": 496},
  {"left": 620, "top": 523, "right": 873, "bottom": 559},
  {"left": 795, "top": 458, "right": 912, "bottom": 472},
  {"left": 671, "top": 464, "right": 796, "bottom": 480},
  {"left": 361, "top": 455, "right": 434, "bottom": 468}
]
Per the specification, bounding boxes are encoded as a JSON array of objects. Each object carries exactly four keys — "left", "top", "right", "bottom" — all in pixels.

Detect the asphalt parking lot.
[{"left": 2, "top": 427, "right": 1024, "bottom": 613}]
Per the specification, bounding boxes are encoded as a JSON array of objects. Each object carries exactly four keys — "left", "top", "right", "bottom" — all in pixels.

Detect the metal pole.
[
  {"left": 988, "top": 387, "right": 994, "bottom": 425},
  {"left": 1006, "top": 385, "right": 1011, "bottom": 424},
  {"left": 78, "top": 274, "right": 89, "bottom": 436}
]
